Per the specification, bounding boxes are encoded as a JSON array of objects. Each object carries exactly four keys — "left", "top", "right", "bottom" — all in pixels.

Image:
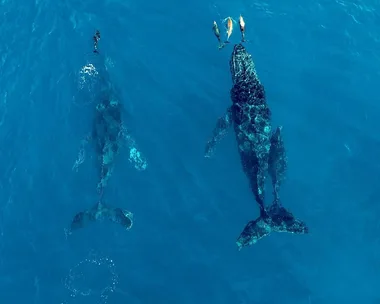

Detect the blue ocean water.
[{"left": 0, "top": 0, "right": 380, "bottom": 303}]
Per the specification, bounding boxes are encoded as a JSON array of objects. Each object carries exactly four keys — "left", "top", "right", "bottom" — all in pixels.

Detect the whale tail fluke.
[
  {"left": 236, "top": 201, "right": 308, "bottom": 250},
  {"left": 267, "top": 202, "right": 308, "bottom": 234},
  {"left": 68, "top": 201, "right": 133, "bottom": 234}
]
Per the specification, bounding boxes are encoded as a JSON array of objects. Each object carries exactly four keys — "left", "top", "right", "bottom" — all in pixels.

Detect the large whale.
[
  {"left": 205, "top": 43, "right": 308, "bottom": 249},
  {"left": 69, "top": 30, "right": 147, "bottom": 233}
]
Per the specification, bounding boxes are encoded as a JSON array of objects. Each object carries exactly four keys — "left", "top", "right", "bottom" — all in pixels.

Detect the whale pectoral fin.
[
  {"left": 205, "top": 106, "right": 233, "bottom": 158},
  {"left": 119, "top": 124, "right": 148, "bottom": 171},
  {"left": 72, "top": 133, "right": 92, "bottom": 172}
]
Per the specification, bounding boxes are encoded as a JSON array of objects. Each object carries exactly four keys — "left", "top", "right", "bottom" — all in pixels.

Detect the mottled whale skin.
[
  {"left": 229, "top": 43, "right": 272, "bottom": 216},
  {"left": 205, "top": 43, "right": 308, "bottom": 249},
  {"left": 69, "top": 30, "right": 145, "bottom": 233}
]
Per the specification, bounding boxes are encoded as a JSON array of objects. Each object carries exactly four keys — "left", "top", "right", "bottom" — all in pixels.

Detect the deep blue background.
[{"left": 0, "top": 0, "right": 380, "bottom": 303}]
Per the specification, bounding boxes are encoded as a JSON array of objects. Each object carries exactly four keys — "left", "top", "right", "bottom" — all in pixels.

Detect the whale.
[
  {"left": 69, "top": 30, "right": 146, "bottom": 233},
  {"left": 205, "top": 43, "right": 308, "bottom": 249}
]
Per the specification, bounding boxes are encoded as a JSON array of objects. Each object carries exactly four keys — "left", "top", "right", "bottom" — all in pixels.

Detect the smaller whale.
[
  {"left": 72, "top": 30, "right": 147, "bottom": 192},
  {"left": 205, "top": 43, "right": 308, "bottom": 249},
  {"left": 69, "top": 201, "right": 133, "bottom": 234},
  {"left": 69, "top": 30, "right": 146, "bottom": 234}
]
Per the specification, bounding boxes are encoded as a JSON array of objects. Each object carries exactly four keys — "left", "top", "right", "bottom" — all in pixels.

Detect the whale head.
[{"left": 229, "top": 44, "right": 254, "bottom": 85}]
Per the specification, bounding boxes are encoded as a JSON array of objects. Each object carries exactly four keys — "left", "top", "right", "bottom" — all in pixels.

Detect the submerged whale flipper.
[
  {"left": 69, "top": 201, "right": 133, "bottom": 233},
  {"left": 119, "top": 124, "right": 148, "bottom": 171},
  {"left": 204, "top": 107, "right": 233, "bottom": 157},
  {"left": 72, "top": 133, "right": 92, "bottom": 172},
  {"left": 236, "top": 203, "right": 308, "bottom": 250}
]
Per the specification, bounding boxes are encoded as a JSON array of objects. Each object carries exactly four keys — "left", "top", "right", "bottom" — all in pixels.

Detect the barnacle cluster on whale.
[
  {"left": 68, "top": 30, "right": 147, "bottom": 234},
  {"left": 207, "top": 16, "right": 308, "bottom": 249}
]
